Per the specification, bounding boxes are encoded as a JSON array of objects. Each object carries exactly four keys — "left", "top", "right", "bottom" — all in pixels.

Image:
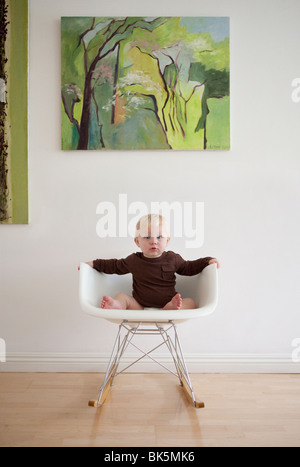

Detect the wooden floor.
[{"left": 0, "top": 372, "right": 300, "bottom": 447}]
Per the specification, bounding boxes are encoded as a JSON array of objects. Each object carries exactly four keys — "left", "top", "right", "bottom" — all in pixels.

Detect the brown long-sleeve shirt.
[{"left": 93, "top": 251, "right": 213, "bottom": 308}]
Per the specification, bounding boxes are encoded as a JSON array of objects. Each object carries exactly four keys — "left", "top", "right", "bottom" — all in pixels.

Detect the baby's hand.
[{"left": 209, "top": 258, "right": 220, "bottom": 269}]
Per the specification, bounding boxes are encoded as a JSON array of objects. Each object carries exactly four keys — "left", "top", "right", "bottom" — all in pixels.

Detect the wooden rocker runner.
[{"left": 79, "top": 262, "right": 218, "bottom": 409}]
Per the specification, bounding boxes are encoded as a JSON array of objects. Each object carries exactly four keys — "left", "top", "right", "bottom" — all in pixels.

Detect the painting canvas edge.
[
  {"left": 9, "top": 0, "right": 29, "bottom": 224},
  {"left": 0, "top": 0, "right": 29, "bottom": 225}
]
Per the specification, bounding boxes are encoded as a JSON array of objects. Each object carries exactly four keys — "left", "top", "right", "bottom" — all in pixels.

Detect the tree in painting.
[{"left": 61, "top": 17, "right": 230, "bottom": 151}]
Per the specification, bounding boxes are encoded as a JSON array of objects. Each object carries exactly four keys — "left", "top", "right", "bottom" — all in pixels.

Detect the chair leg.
[
  {"left": 88, "top": 320, "right": 205, "bottom": 409},
  {"left": 89, "top": 322, "right": 131, "bottom": 408},
  {"left": 159, "top": 322, "right": 205, "bottom": 409}
]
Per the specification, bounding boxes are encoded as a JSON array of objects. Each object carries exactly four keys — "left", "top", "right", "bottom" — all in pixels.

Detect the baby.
[{"left": 85, "top": 214, "right": 220, "bottom": 310}]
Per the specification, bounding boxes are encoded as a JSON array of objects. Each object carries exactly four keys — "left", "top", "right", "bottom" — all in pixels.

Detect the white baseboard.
[{"left": 1, "top": 352, "right": 299, "bottom": 373}]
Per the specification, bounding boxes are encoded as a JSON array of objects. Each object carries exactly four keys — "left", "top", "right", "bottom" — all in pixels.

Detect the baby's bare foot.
[
  {"left": 163, "top": 293, "right": 182, "bottom": 310},
  {"left": 101, "top": 296, "right": 122, "bottom": 310}
]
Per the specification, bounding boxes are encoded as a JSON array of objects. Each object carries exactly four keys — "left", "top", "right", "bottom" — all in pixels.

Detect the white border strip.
[{"left": 1, "top": 353, "right": 299, "bottom": 373}]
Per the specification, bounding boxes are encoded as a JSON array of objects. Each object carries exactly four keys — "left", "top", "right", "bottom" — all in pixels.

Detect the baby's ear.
[{"left": 134, "top": 237, "right": 140, "bottom": 248}]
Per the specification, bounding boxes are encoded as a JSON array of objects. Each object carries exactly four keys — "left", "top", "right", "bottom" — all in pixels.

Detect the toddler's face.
[{"left": 135, "top": 224, "right": 170, "bottom": 258}]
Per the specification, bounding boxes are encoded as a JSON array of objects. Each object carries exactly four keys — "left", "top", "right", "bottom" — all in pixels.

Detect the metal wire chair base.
[{"left": 88, "top": 320, "right": 204, "bottom": 409}]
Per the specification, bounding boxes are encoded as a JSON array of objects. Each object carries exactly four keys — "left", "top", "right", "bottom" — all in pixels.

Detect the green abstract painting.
[
  {"left": 0, "top": 0, "right": 28, "bottom": 224},
  {"left": 61, "top": 17, "right": 230, "bottom": 151}
]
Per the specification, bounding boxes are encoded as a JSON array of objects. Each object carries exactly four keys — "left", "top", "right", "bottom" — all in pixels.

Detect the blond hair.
[{"left": 135, "top": 214, "right": 170, "bottom": 238}]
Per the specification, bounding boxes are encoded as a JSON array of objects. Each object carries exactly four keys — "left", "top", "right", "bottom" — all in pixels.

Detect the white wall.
[{"left": 1, "top": 0, "right": 300, "bottom": 372}]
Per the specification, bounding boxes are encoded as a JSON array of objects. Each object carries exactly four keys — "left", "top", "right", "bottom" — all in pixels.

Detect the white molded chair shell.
[{"left": 79, "top": 262, "right": 218, "bottom": 324}]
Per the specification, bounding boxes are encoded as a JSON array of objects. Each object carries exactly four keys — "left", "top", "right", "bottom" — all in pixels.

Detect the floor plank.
[{"left": 0, "top": 373, "right": 300, "bottom": 447}]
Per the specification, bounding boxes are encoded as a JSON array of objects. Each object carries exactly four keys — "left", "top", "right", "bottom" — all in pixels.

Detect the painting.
[
  {"left": 61, "top": 16, "right": 230, "bottom": 151},
  {"left": 0, "top": 0, "right": 28, "bottom": 224}
]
